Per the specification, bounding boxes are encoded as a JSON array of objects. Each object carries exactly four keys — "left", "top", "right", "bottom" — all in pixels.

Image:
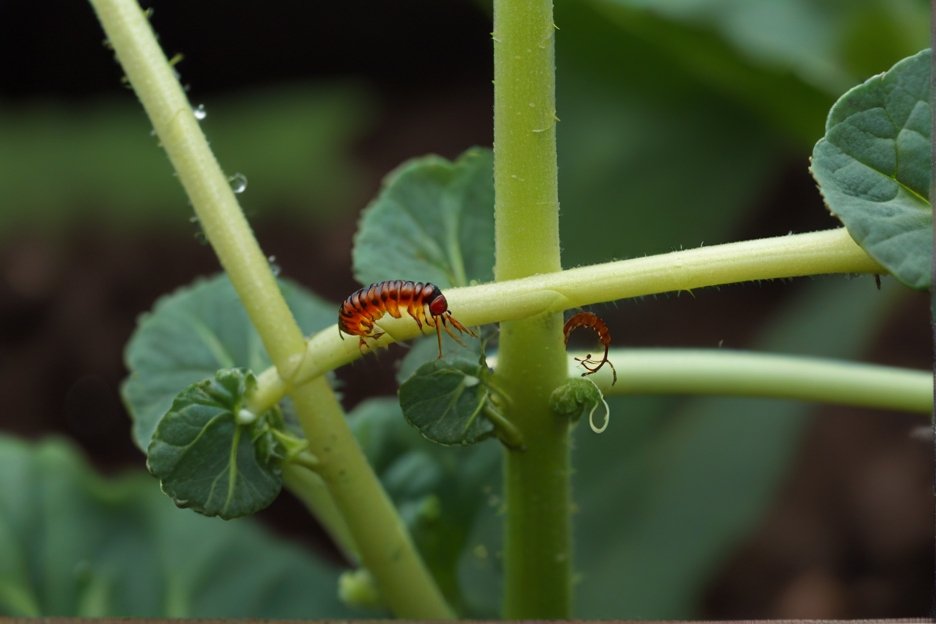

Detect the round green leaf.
[
  {"left": 353, "top": 148, "right": 494, "bottom": 288},
  {"left": 811, "top": 49, "right": 931, "bottom": 290},
  {"left": 122, "top": 274, "right": 335, "bottom": 450},
  {"left": 398, "top": 358, "right": 495, "bottom": 446},
  {"left": 146, "top": 369, "right": 284, "bottom": 519}
]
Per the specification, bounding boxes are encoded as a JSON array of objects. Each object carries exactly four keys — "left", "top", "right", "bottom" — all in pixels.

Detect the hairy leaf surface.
[
  {"left": 146, "top": 369, "right": 284, "bottom": 518},
  {"left": 123, "top": 274, "right": 334, "bottom": 449},
  {"left": 353, "top": 148, "right": 494, "bottom": 289},
  {"left": 811, "top": 49, "right": 931, "bottom": 290}
]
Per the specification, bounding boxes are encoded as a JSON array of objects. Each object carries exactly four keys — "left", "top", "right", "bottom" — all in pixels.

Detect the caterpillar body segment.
[
  {"left": 338, "top": 280, "right": 475, "bottom": 358},
  {"left": 563, "top": 311, "right": 617, "bottom": 385}
]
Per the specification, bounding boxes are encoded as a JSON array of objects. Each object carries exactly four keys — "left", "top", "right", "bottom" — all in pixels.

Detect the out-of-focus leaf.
[
  {"left": 349, "top": 399, "right": 500, "bottom": 616},
  {"left": 0, "top": 435, "right": 352, "bottom": 618},
  {"left": 122, "top": 273, "right": 334, "bottom": 450},
  {"left": 0, "top": 85, "right": 371, "bottom": 234},
  {"left": 398, "top": 357, "right": 497, "bottom": 446},
  {"left": 555, "top": 3, "right": 786, "bottom": 265},
  {"left": 565, "top": 1, "right": 834, "bottom": 145},
  {"left": 811, "top": 49, "right": 931, "bottom": 290},
  {"left": 353, "top": 148, "right": 494, "bottom": 288},
  {"left": 570, "top": 278, "right": 908, "bottom": 617},
  {"left": 584, "top": 0, "right": 927, "bottom": 132},
  {"left": 147, "top": 369, "right": 285, "bottom": 518},
  {"left": 555, "top": 0, "right": 928, "bottom": 267}
]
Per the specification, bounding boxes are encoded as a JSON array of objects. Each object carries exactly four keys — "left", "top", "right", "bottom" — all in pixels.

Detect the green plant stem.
[
  {"left": 493, "top": 0, "right": 571, "bottom": 618},
  {"left": 250, "top": 227, "right": 884, "bottom": 412},
  {"left": 88, "top": 0, "right": 452, "bottom": 618},
  {"left": 563, "top": 349, "right": 932, "bottom": 414},
  {"left": 282, "top": 464, "right": 359, "bottom": 562}
]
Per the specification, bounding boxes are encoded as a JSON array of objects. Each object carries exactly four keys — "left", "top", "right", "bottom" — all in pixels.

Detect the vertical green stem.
[{"left": 493, "top": 0, "right": 571, "bottom": 618}]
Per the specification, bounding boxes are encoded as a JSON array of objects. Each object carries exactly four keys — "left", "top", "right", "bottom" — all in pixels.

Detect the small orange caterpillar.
[
  {"left": 563, "top": 311, "right": 617, "bottom": 385},
  {"left": 338, "top": 280, "right": 475, "bottom": 358}
]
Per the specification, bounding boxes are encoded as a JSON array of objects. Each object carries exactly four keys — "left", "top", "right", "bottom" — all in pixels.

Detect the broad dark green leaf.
[
  {"left": 147, "top": 369, "right": 284, "bottom": 518},
  {"left": 582, "top": 0, "right": 927, "bottom": 142},
  {"left": 555, "top": 4, "right": 786, "bottom": 265},
  {"left": 398, "top": 357, "right": 496, "bottom": 446},
  {"left": 566, "top": 1, "right": 832, "bottom": 146},
  {"left": 349, "top": 399, "right": 500, "bottom": 616},
  {"left": 122, "top": 274, "right": 334, "bottom": 450},
  {"left": 811, "top": 49, "right": 931, "bottom": 290},
  {"left": 0, "top": 435, "right": 353, "bottom": 618},
  {"left": 353, "top": 148, "right": 494, "bottom": 288},
  {"left": 555, "top": 0, "right": 928, "bottom": 267}
]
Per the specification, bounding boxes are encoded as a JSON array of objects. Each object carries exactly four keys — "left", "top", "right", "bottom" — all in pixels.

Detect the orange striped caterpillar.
[
  {"left": 338, "top": 280, "right": 475, "bottom": 358},
  {"left": 563, "top": 311, "right": 617, "bottom": 385}
]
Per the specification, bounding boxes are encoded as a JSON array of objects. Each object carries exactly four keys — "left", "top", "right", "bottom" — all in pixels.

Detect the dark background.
[{"left": 0, "top": 0, "right": 931, "bottom": 618}]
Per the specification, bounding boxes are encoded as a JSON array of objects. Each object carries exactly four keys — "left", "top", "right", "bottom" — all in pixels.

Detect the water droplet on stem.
[{"left": 228, "top": 173, "right": 247, "bottom": 194}]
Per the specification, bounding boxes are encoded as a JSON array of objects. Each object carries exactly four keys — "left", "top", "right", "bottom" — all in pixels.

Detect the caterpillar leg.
[{"left": 574, "top": 347, "right": 617, "bottom": 385}]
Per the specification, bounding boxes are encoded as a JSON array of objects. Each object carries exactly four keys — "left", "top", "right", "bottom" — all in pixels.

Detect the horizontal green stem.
[
  {"left": 560, "top": 349, "right": 932, "bottom": 414},
  {"left": 249, "top": 228, "right": 885, "bottom": 412}
]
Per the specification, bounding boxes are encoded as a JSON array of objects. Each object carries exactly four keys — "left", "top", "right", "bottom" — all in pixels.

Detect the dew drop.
[
  {"left": 228, "top": 173, "right": 247, "bottom": 194},
  {"left": 268, "top": 255, "right": 281, "bottom": 276},
  {"left": 236, "top": 409, "right": 257, "bottom": 425},
  {"left": 193, "top": 104, "right": 207, "bottom": 120},
  {"left": 189, "top": 215, "right": 207, "bottom": 244}
]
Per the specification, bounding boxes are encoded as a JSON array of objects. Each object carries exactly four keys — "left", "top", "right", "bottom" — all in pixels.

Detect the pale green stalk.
[
  {"left": 88, "top": 0, "right": 452, "bottom": 617},
  {"left": 250, "top": 227, "right": 885, "bottom": 412},
  {"left": 282, "top": 465, "right": 359, "bottom": 562},
  {"left": 564, "top": 349, "right": 932, "bottom": 414},
  {"left": 493, "top": 0, "right": 570, "bottom": 618}
]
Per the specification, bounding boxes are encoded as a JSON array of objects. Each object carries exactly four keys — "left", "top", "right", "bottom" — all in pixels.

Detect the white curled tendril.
[{"left": 583, "top": 377, "right": 610, "bottom": 433}]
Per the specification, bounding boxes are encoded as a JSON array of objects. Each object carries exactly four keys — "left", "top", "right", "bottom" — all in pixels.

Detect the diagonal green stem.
[{"left": 87, "top": 0, "right": 452, "bottom": 617}]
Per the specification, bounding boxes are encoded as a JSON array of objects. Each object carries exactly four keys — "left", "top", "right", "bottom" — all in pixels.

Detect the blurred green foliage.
[
  {"left": 555, "top": 0, "right": 928, "bottom": 264},
  {"left": 0, "top": 85, "right": 372, "bottom": 236},
  {"left": 0, "top": 435, "right": 353, "bottom": 618}
]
